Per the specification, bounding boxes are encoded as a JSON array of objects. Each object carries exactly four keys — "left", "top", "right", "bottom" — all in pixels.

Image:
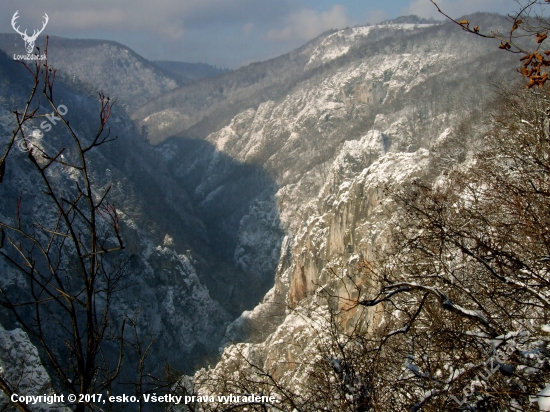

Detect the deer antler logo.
[{"left": 11, "top": 11, "right": 49, "bottom": 54}]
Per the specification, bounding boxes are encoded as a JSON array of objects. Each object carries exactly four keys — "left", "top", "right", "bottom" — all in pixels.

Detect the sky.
[{"left": 0, "top": 0, "right": 510, "bottom": 68}]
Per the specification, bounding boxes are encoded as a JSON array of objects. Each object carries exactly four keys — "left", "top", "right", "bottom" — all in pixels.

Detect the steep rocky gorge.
[
  {"left": 159, "top": 14, "right": 519, "bottom": 383},
  {"left": 0, "top": 13, "right": 522, "bottom": 402}
]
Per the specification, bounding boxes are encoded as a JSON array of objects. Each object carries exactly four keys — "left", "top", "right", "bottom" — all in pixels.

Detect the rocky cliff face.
[
  {"left": 183, "top": 14, "right": 519, "bottom": 385},
  {"left": 0, "top": 94, "right": 231, "bottom": 372}
]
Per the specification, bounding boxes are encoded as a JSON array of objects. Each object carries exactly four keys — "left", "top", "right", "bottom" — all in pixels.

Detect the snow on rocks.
[{"left": 0, "top": 324, "right": 70, "bottom": 411}]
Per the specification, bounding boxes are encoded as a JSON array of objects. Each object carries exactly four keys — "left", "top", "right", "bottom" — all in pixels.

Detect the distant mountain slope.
[
  {"left": 0, "top": 34, "right": 179, "bottom": 111},
  {"left": 132, "top": 14, "right": 510, "bottom": 147},
  {"left": 152, "top": 60, "right": 230, "bottom": 85},
  {"left": 131, "top": 29, "right": 340, "bottom": 144}
]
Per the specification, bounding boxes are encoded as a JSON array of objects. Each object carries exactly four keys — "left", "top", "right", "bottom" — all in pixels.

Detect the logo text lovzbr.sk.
[{"left": 11, "top": 10, "right": 48, "bottom": 61}]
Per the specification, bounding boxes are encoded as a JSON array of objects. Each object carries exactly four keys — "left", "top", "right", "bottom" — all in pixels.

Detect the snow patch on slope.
[
  {"left": 0, "top": 324, "right": 70, "bottom": 411},
  {"left": 306, "top": 24, "right": 435, "bottom": 69}
]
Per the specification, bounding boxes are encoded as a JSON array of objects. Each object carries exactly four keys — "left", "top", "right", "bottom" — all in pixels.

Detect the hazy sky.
[{"left": 1, "top": 0, "right": 510, "bottom": 68}]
